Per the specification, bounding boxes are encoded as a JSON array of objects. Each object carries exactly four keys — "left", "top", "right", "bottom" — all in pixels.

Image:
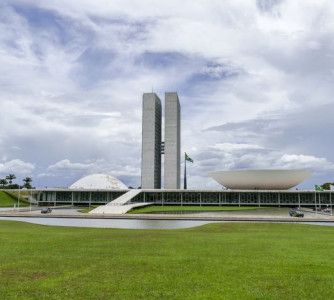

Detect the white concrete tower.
[
  {"left": 164, "top": 92, "right": 181, "bottom": 189},
  {"left": 141, "top": 93, "right": 162, "bottom": 189}
]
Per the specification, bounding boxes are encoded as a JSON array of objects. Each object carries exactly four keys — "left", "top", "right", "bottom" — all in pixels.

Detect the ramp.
[
  {"left": 89, "top": 190, "right": 149, "bottom": 214},
  {"left": 107, "top": 189, "right": 142, "bottom": 205}
]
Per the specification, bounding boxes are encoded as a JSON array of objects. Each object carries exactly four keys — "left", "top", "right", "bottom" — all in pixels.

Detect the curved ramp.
[{"left": 89, "top": 190, "right": 150, "bottom": 214}]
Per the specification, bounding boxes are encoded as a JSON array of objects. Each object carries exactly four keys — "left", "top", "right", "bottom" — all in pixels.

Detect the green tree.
[
  {"left": 5, "top": 174, "right": 16, "bottom": 185},
  {"left": 321, "top": 182, "right": 334, "bottom": 190},
  {"left": 23, "top": 177, "right": 33, "bottom": 189},
  {"left": 0, "top": 178, "right": 8, "bottom": 187}
]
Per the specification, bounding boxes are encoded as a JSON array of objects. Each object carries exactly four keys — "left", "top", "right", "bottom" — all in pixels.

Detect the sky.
[{"left": 1, "top": 0, "right": 334, "bottom": 190}]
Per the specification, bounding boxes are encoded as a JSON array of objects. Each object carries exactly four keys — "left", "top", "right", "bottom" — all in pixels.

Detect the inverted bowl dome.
[
  {"left": 70, "top": 174, "right": 127, "bottom": 190},
  {"left": 209, "top": 170, "right": 312, "bottom": 190}
]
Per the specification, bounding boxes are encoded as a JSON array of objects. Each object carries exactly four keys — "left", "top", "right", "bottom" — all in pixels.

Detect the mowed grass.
[
  {"left": 0, "top": 190, "right": 28, "bottom": 207},
  {"left": 129, "top": 205, "right": 269, "bottom": 214},
  {"left": 77, "top": 205, "right": 99, "bottom": 213},
  {"left": 1, "top": 221, "right": 334, "bottom": 299}
]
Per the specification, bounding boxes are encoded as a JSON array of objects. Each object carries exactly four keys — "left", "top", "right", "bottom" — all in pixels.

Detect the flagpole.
[
  {"left": 184, "top": 152, "right": 187, "bottom": 190},
  {"left": 314, "top": 188, "right": 317, "bottom": 216},
  {"left": 329, "top": 191, "right": 333, "bottom": 216},
  {"left": 330, "top": 190, "right": 332, "bottom": 217}
]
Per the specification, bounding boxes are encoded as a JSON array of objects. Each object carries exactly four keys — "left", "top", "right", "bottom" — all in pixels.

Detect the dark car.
[
  {"left": 41, "top": 207, "right": 52, "bottom": 214},
  {"left": 289, "top": 209, "right": 304, "bottom": 217},
  {"left": 324, "top": 207, "right": 332, "bottom": 213}
]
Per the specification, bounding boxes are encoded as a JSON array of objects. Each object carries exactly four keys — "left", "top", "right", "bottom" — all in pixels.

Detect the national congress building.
[
  {"left": 32, "top": 92, "right": 334, "bottom": 210},
  {"left": 141, "top": 92, "right": 181, "bottom": 189}
]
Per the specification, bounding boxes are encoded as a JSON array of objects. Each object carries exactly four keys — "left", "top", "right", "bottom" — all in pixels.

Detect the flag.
[
  {"left": 330, "top": 185, "right": 334, "bottom": 191},
  {"left": 185, "top": 153, "right": 194, "bottom": 163},
  {"left": 315, "top": 185, "right": 323, "bottom": 191}
]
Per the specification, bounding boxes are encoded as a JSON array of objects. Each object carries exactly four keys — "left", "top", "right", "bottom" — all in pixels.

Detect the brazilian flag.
[
  {"left": 315, "top": 185, "right": 323, "bottom": 191},
  {"left": 185, "top": 153, "right": 194, "bottom": 163}
]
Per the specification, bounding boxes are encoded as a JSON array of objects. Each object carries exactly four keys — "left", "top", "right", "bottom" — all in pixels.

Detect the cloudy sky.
[{"left": 1, "top": 0, "right": 334, "bottom": 189}]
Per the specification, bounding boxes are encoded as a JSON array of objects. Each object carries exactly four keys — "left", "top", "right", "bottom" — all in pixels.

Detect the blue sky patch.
[
  {"left": 136, "top": 51, "right": 191, "bottom": 69},
  {"left": 71, "top": 47, "right": 117, "bottom": 88}
]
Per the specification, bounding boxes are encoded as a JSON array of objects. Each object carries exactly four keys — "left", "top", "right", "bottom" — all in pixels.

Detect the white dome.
[
  {"left": 69, "top": 174, "right": 128, "bottom": 190},
  {"left": 210, "top": 170, "right": 312, "bottom": 190}
]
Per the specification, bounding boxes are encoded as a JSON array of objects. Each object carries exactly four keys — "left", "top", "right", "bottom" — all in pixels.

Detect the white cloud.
[
  {"left": 47, "top": 159, "right": 94, "bottom": 171},
  {"left": 1, "top": 0, "right": 334, "bottom": 189},
  {"left": 211, "top": 143, "right": 266, "bottom": 152},
  {"left": 277, "top": 154, "right": 334, "bottom": 171},
  {"left": 0, "top": 159, "right": 35, "bottom": 176}
]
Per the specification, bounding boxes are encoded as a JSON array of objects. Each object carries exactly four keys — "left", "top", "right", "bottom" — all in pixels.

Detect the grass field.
[
  {"left": 77, "top": 205, "right": 98, "bottom": 213},
  {"left": 1, "top": 221, "right": 334, "bottom": 299},
  {"left": 128, "top": 205, "right": 269, "bottom": 214},
  {"left": 0, "top": 190, "right": 28, "bottom": 207}
]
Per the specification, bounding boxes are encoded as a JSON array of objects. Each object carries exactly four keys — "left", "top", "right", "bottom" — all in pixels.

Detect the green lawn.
[
  {"left": 0, "top": 190, "right": 28, "bottom": 207},
  {"left": 1, "top": 221, "right": 334, "bottom": 299},
  {"left": 129, "top": 205, "right": 269, "bottom": 214},
  {"left": 77, "top": 205, "right": 99, "bottom": 213}
]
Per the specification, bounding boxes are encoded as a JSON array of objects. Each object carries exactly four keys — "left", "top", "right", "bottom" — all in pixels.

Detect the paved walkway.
[
  {"left": 89, "top": 203, "right": 152, "bottom": 214},
  {"left": 1, "top": 205, "right": 333, "bottom": 222},
  {"left": 1, "top": 211, "right": 334, "bottom": 222}
]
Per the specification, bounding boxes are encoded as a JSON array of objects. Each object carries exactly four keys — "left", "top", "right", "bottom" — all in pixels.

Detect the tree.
[
  {"left": 0, "top": 178, "right": 8, "bottom": 187},
  {"left": 321, "top": 182, "right": 334, "bottom": 190},
  {"left": 23, "top": 177, "right": 33, "bottom": 189},
  {"left": 5, "top": 174, "right": 16, "bottom": 185}
]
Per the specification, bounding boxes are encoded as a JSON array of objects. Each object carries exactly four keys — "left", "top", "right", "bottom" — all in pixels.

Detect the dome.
[
  {"left": 69, "top": 174, "right": 128, "bottom": 190},
  {"left": 209, "top": 170, "right": 312, "bottom": 190}
]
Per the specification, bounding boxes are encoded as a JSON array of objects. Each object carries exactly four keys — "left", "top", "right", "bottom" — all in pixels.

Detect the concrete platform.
[
  {"left": 89, "top": 202, "right": 152, "bottom": 214},
  {"left": 89, "top": 190, "right": 146, "bottom": 214},
  {"left": 0, "top": 210, "right": 334, "bottom": 223}
]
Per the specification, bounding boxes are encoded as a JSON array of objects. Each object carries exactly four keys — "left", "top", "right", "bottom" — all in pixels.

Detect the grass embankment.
[
  {"left": 129, "top": 205, "right": 269, "bottom": 214},
  {"left": 1, "top": 221, "right": 334, "bottom": 299},
  {"left": 77, "top": 205, "right": 99, "bottom": 213},
  {"left": 0, "top": 190, "right": 28, "bottom": 207}
]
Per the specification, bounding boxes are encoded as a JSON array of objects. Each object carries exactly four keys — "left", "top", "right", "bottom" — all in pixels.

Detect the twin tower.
[{"left": 141, "top": 92, "right": 181, "bottom": 189}]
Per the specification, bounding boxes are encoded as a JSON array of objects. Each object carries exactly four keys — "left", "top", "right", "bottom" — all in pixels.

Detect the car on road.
[
  {"left": 41, "top": 207, "right": 52, "bottom": 214},
  {"left": 289, "top": 209, "right": 304, "bottom": 217}
]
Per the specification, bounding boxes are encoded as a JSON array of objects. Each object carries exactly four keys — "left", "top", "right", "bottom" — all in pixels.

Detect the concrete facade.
[
  {"left": 36, "top": 188, "right": 334, "bottom": 209},
  {"left": 164, "top": 92, "right": 181, "bottom": 189},
  {"left": 141, "top": 93, "right": 162, "bottom": 189}
]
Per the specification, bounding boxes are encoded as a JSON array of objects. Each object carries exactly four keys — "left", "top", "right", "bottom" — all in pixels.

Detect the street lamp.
[{"left": 18, "top": 186, "right": 20, "bottom": 211}]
